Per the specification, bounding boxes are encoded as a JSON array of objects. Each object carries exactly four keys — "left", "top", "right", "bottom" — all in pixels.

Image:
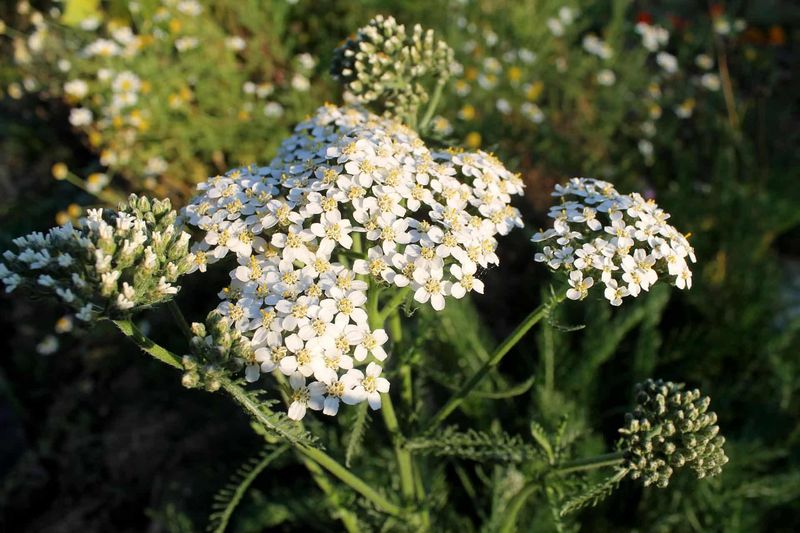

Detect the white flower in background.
[
  {"left": 547, "top": 18, "right": 565, "bottom": 37},
  {"left": 496, "top": 99, "right": 512, "bottom": 114},
  {"left": 701, "top": 73, "right": 721, "bottom": 91},
  {"left": 635, "top": 22, "right": 669, "bottom": 52},
  {"left": 69, "top": 107, "right": 93, "bottom": 127},
  {"left": 225, "top": 36, "right": 246, "bottom": 51},
  {"left": 533, "top": 177, "right": 695, "bottom": 306},
  {"left": 184, "top": 104, "right": 525, "bottom": 419},
  {"left": 656, "top": 52, "right": 678, "bottom": 74},
  {"left": 596, "top": 69, "right": 616, "bottom": 86},
  {"left": 521, "top": 102, "right": 544, "bottom": 123},
  {"left": 175, "top": 37, "right": 199, "bottom": 52},
  {"left": 263, "top": 102, "right": 284, "bottom": 118},
  {"left": 583, "top": 34, "right": 613, "bottom": 60},
  {"left": 695, "top": 54, "right": 714, "bottom": 70},
  {"left": 64, "top": 79, "right": 88, "bottom": 99},
  {"left": 291, "top": 73, "right": 310, "bottom": 92}
]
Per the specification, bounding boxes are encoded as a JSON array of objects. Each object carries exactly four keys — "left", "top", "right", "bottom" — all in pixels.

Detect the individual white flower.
[
  {"left": 412, "top": 267, "right": 450, "bottom": 310},
  {"left": 450, "top": 262, "right": 484, "bottom": 298},
  {"left": 348, "top": 363, "right": 390, "bottom": 410},
  {"left": 287, "top": 373, "right": 325, "bottom": 420},
  {"left": 566, "top": 270, "right": 593, "bottom": 300}
]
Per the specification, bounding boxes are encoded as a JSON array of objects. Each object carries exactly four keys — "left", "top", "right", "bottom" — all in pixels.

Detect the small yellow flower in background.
[
  {"left": 88, "top": 130, "right": 102, "bottom": 147},
  {"left": 526, "top": 80, "right": 544, "bottom": 101},
  {"left": 169, "top": 19, "right": 182, "bottom": 34},
  {"left": 67, "top": 203, "right": 82, "bottom": 218},
  {"left": 465, "top": 66, "right": 478, "bottom": 81},
  {"left": 465, "top": 131, "right": 481, "bottom": 148},
  {"left": 86, "top": 173, "right": 109, "bottom": 193},
  {"left": 238, "top": 109, "right": 250, "bottom": 120},
  {"left": 507, "top": 66, "right": 522, "bottom": 83},
  {"left": 141, "top": 80, "right": 152, "bottom": 94},
  {"left": 459, "top": 104, "right": 476, "bottom": 121},
  {"left": 52, "top": 162, "right": 68, "bottom": 180},
  {"left": 648, "top": 103, "right": 662, "bottom": 119},
  {"left": 55, "top": 211, "right": 70, "bottom": 225},
  {"left": 55, "top": 315, "right": 74, "bottom": 334},
  {"left": 112, "top": 115, "right": 124, "bottom": 128}
]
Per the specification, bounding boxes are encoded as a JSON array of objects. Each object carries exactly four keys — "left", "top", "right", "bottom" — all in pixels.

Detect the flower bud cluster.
[
  {"left": 533, "top": 178, "right": 695, "bottom": 306},
  {"left": 0, "top": 194, "right": 194, "bottom": 320},
  {"left": 181, "top": 312, "right": 250, "bottom": 392},
  {"left": 331, "top": 15, "right": 456, "bottom": 118},
  {"left": 619, "top": 379, "right": 728, "bottom": 488},
  {"left": 183, "top": 104, "right": 523, "bottom": 419}
]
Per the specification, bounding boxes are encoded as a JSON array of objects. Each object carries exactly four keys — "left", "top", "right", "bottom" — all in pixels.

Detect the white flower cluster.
[
  {"left": 184, "top": 104, "right": 524, "bottom": 419},
  {"left": 0, "top": 195, "right": 194, "bottom": 320},
  {"left": 533, "top": 178, "right": 695, "bottom": 306}
]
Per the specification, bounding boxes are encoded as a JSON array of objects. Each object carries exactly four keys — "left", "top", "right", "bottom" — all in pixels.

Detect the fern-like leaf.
[
  {"left": 207, "top": 444, "right": 290, "bottom": 533},
  {"left": 406, "top": 427, "right": 548, "bottom": 465},
  {"left": 559, "top": 469, "right": 627, "bottom": 516},
  {"left": 345, "top": 402, "right": 370, "bottom": 467},
  {"left": 221, "top": 378, "right": 319, "bottom": 448}
]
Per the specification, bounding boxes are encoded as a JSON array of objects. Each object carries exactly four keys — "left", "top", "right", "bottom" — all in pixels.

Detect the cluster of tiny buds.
[
  {"left": 533, "top": 177, "right": 696, "bottom": 306},
  {"left": 331, "top": 15, "right": 457, "bottom": 118},
  {"left": 619, "top": 379, "right": 728, "bottom": 488},
  {"left": 180, "top": 312, "right": 250, "bottom": 392},
  {"left": 0, "top": 194, "right": 194, "bottom": 320}
]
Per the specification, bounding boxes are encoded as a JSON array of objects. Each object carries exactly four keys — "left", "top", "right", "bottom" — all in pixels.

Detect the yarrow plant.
[
  {"left": 533, "top": 177, "right": 696, "bottom": 306},
  {"left": 0, "top": 194, "right": 193, "bottom": 320},
  {"left": 0, "top": 14, "right": 728, "bottom": 532},
  {"left": 183, "top": 102, "right": 524, "bottom": 419}
]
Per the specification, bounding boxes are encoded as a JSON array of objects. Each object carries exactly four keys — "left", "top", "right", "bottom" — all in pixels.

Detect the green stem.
[
  {"left": 298, "top": 444, "right": 403, "bottom": 517},
  {"left": 167, "top": 300, "right": 193, "bottom": 342},
  {"left": 498, "top": 482, "right": 539, "bottom": 533},
  {"left": 554, "top": 452, "right": 625, "bottom": 475},
  {"left": 377, "top": 287, "right": 410, "bottom": 323},
  {"left": 271, "top": 372, "right": 361, "bottom": 533},
  {"left": 368, "top": 288, "right": 417, "bottom": 505},
  {"left": 424, "top": 291, "right": 565, "bottom": 432},
  {"left": 419, "top": 80, "right": 446, "bottom": 132},
  {"left": 112, "top": 319, "right": 182, "bottom": 369},
  {"left": 113, "top": 318, "right": 401, "bottom": 519}
]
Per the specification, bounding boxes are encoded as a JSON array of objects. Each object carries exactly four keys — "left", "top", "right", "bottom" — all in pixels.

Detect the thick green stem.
[
  {"left": 419, "top": 80, "right": 446, "bottom": 132},
  {"left": 113, "top": 317, "right": 401, "bottom": 519},
  {"left": 424, "top": 291, "right": 565, "bottom": 432},
  {"left": 368, "top": 289, "right": 416, "bottom": 505},
  {"left": 377, "top": 287, "right": 410, "bottom": 323},
  {"left": 554, "top": 452, "right": 626, "bottom": 475},
  {"left": 271, "top": 373, "right": 361, "bottom": 533}
]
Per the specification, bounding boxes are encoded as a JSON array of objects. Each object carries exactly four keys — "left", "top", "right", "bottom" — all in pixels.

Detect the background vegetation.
[{"left": 1, "top": 0, "right": 798, "bottom": 531}]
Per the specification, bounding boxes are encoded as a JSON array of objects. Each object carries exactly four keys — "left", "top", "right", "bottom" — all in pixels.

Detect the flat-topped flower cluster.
[
  {"left": 184, "top": 103, "right": 524, "bottom": 419},
  {"left": 0, "top": 195, "right": 193, "bottom": 320},
  {"left": 533, "top": 177, "right": 695, "bottom": 306}
]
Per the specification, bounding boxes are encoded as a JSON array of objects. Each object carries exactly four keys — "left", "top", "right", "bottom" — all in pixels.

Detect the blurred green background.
[{"left": 1, "top": 0, "right": 798, "bottom": 531}]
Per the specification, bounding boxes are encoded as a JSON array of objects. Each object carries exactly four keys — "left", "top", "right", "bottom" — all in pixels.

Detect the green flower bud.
[{"left": 619, "top": 379, "right": 729, "bottom": 488}]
